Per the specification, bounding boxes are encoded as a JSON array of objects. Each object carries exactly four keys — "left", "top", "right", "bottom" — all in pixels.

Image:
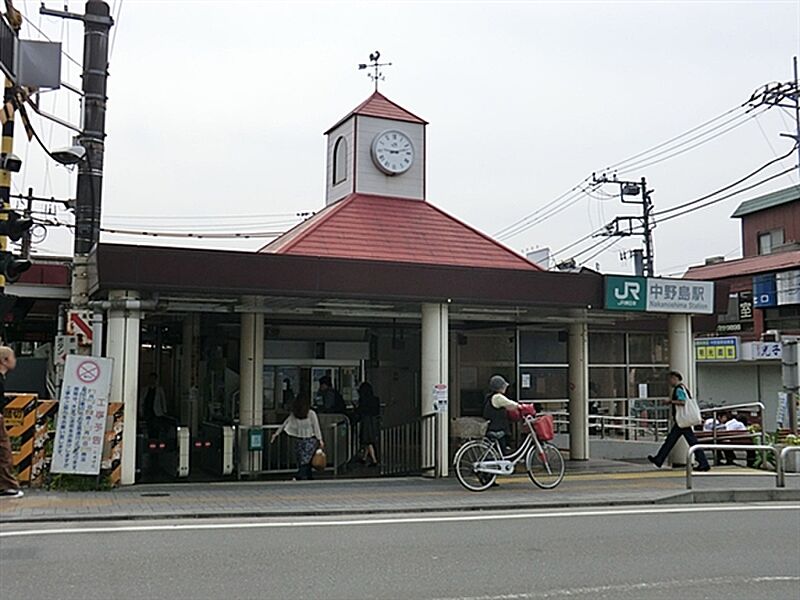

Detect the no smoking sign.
[{"left": 76, "top": 360, "right": 101, "bottom": 384}]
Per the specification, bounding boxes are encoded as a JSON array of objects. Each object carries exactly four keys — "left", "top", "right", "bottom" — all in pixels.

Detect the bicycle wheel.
[
  {"left": 454, "top": 440, "right": 499, "bottom": 492},
  {"left": 525, "top": 442, "right": 565, "bottom": 489}
]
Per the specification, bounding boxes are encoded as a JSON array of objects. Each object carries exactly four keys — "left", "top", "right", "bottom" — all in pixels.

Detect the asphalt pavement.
[{"left": 2, "top": 503, "right": 798, "bottom": 599}]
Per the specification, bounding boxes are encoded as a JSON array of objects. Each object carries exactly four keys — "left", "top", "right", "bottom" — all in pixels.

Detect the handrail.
[
  {"left": 551, "top": 410, "right": 669, "bottom": 441},
  {"left": 699, "top": 402, "right": 766, "bottom": 449},
  {"left": 777, "top": 446, "right": 800, "bottom": 488},
  {"left": 686, "top": 444, "right": 777, "bottom": 489}
]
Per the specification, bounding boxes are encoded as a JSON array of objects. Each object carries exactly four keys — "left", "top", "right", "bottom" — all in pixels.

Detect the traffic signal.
[
  {"left": 0, "top": 211, "right": 33, "bottom": 241},
  {"left": 0, "top": 251, "right": 31, "bottom": 283},
  {"left": 0, "top": 210, "right": 33, "bottom": 285}
]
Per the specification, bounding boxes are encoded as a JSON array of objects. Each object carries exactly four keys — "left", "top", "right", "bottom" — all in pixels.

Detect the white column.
[
  {"left": 568, "top": 321, "right": 589, "bottom": 461},
  {"left": 180, "top": 314, "right": 200, "bottom": 433},
  {"left": 668, "top": 313, "right": 694, "bottom": 466},
  {"left": 421, "top": 303, "right": 449, "bottom": 477},
  {"left": 106, "top": 290, "right": 141, "bottom": 486},
  {"left": 239, "top": 308, "right": 264, "bottom": 472}
]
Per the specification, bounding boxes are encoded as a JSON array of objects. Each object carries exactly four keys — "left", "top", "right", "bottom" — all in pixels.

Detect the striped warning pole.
[{"left": 0, "top": 79, "right": 15, "bottom": 293}]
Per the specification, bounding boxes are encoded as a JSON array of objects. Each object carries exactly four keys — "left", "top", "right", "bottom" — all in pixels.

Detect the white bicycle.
[{"left": 454, "top": 411, "right": 565, "bottom": 492}]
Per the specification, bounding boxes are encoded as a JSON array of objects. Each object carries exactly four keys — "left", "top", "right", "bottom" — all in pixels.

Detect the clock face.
[{"left": 371, "top": 130, "right": 414, "bottom": 175}]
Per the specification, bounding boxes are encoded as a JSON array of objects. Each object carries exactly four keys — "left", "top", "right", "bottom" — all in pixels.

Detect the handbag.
[
  {"left": 310, "top": 444, "right": 327, "bottom": 471},
  {"left": 675, "top": 386, "right": 702, "bottom": 428}
]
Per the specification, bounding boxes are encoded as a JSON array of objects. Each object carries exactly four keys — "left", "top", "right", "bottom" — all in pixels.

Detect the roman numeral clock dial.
[{"left": 371, "top": 130, "right": 415, "bottom": 175}]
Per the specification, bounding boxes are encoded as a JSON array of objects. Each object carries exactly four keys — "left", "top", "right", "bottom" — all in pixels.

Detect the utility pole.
[
  {"left": 747, "top": 56, "right": 800, "bottom": 178},
  {"left": 592, "top": 174, "right": 656, "bottom": 277},
  {"left": 41, "top": 1, "right": 113, "bottom": 308},
  {"left": 20, "top": 186, "right": 32, "bottom": 258}
]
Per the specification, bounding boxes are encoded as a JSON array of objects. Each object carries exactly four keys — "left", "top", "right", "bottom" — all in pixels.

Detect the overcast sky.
[{"left": 16, "top": 0, "right": 800, "bottom": 275}]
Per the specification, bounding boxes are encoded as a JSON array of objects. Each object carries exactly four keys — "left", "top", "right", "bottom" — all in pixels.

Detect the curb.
[{"left": 2, "top": 488, "right": 798, "bottom": 525}]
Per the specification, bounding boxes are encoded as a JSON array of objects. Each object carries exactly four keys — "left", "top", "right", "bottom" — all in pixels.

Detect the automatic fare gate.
[
  {"left": 196, "top": 422, "right": 235, "bottom": 477},
  {"left": 136, "top": 418, "right": 191, "bottom": 480}
]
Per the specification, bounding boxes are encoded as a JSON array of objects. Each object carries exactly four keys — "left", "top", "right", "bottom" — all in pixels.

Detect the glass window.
[
  {"left": 628, "top": 333, "right": 668, "bottom": 364},
  {"left": 519, "top": 367, "right": 568, "bottom": 400},
  {"left": 758, "top": 229, "right": 784, "bottom": 255},
  {"left": 519, "top": 330, "right": 567, "bottom": 364},
  {"left": 589, "top": 332, "right": 625, "bottom": 364},
  {"left": 628, "top": 366, "right": 670, "bottom": 398},
  {"left": 333, "top": 137, "right": 348, "bottom": 185},
  {"left": 589, "top": 367, "right": 626, "bottom": 398}
]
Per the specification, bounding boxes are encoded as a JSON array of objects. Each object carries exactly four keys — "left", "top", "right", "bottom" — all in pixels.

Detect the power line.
[
  {"left": 600, "top": 102, "right": 746, "bottom": 173},
  {"left": 654, "top": 165, "right": 798, "bottom": 225},
  {"left": 110, "top": 0, "right": 123, "bottom": 58},
  {"left": 614, "top": 108, "right": 766, "bottom": 176},
  {"left": 653, "top": 145, "right": 798, "bottom": 217}
]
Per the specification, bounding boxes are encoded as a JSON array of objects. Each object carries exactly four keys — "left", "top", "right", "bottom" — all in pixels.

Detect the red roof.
[
  {"left": 261, "top": 194, "right": 541, "bottom": 271},
  {"left": 685, "top": 249, "right": 800, "bottom": 280},
  {"left": 325, "top": 92, "right": 428, "bottom": 134}
]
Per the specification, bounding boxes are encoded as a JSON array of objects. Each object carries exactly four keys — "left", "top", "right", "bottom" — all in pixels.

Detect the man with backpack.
[{"left": 648, "top": 371, "right": 710, "bottom": 471}]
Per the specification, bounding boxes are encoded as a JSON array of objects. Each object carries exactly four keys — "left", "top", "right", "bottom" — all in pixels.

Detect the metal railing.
[
  {"left": 777, "top": 446, "right": 800, "bottom": 488},
  {"left": 686, "top": 444, "right": 778, "bottom": 489},
  {"left": 551, "top": 411, "right": 669, "bottom": 442},
  {"left": 237, "top": 418, "right": 349, "bottom": 479},
  {"left": 380, "top": 413, "right": 438, "bottom": 477},
  {"left": 699, "top": 402, "right": 766, "bottom": 447}
]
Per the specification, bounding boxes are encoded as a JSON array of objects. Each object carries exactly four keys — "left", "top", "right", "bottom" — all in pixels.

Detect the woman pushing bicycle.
[{"left": 483, "top": 375, "right": 520, "bottom": 452}]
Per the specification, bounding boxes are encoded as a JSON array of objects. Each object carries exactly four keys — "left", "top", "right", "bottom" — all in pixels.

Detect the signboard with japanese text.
[
  {"left": 741, "top": 342, "right": 782, "bottom": 361},
  {"left": 605, "top": 276, "right": 714, "bottom": 314},
  {"left": 51, "top": 356, "right": 114, "bottom": 476},
  {"left": 738, "top": 291, "right": 754, "bottom": 321},
  {"left": 695, "top": 337, "right": 739, "bottom": 362},
  {"left": 753, "top": 274, "right": 777, "bottom": 308}
]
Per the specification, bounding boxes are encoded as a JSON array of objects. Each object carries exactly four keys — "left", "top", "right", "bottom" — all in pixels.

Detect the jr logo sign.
[{"left": 605, "top": 276, "right": 647, "bottom": 311}]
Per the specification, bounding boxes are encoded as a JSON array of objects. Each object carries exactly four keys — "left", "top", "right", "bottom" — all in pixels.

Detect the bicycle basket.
[{"left": 533, "top": 414, "right": 555, "bottom": 441}]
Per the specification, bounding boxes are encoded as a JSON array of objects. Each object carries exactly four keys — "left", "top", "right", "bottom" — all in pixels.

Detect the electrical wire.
[
  {"left": 600, "top": 102, "right": 747, "bottom": 173},
  {"left": 653, "top": 145, "right": 798, "bottom": 217},
  {"left": 579, "top": 237, "right": 620, "bottom": 267},
  {"left": 110, "top": 0, "right": 123, "bottom": 59},
  {"left": 611, "top": 108, "right": 760, "bottom": 176},
  {"left": 654, "top": 165, "right": 798, "bottom": 225}
]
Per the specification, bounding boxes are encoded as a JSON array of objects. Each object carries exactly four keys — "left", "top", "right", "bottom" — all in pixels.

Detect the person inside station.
[
  {"left": 355, "top": 381, "right": 380, "bottom": 468},
  {"left": 315, "top": 375, "right": 346, "bottom": 414},
  {"left": 282, "top": 378, "right": 296, "bottom": 411},
  {"left": 139, "top": 372, "right": 168, "bottom": 438}
]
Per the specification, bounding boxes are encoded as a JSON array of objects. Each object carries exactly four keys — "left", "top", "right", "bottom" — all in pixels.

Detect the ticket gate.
[
  {"left": 196, "top": 422, "right": 235, "bottom": 477},
  {"left": 136, "top": 420, "right": 190, "bottom": 481}
]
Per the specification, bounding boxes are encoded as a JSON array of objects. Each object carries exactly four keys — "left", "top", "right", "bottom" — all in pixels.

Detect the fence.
[{"left": 380, "top": 413, "right": 438, "bottom": 476}]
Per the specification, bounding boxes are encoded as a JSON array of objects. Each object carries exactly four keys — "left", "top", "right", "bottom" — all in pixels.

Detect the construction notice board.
[{"left": 51, "top": 356, "right": 114, "bottom": 475}]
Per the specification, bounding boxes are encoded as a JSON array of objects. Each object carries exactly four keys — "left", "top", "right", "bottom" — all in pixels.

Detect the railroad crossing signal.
[{"left": 0, "top": 209, "right": 32, "bottom": 285}]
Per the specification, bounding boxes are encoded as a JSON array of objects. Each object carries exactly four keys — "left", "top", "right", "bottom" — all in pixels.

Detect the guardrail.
[
  {"left": 380, "top": 413, "right": 438, "bottom": 476},
  {"left": 777, "top": 446, "right": 800, "bottom": 488},
  {"left": 686, "top": 444, "right": 778, "bottom": 489},
  {"left": 237, "top": 418, "right": 349, "bottom": 479},
  {"left": 699, "top": 402, "right": 766, "bottom": 447},
  {"left": 551, "top": 411, "right": 669, "bottom": 442}
]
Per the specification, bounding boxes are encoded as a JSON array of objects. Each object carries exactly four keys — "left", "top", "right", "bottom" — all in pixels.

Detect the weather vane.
[{"left": 358, "top": 51, "right": 392, "bottom": 92}]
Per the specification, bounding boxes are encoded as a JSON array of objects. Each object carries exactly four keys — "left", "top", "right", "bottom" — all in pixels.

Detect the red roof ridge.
[
  {"left": 325, "top": 91, "right": 428, "bottom": 134},
  {"left": 262, "top": 193, "right": 541, "bottom": 271},
  {"left": 684, "top": 248, "right": 800, "bottom": 280},
  {"left": 422, "top": 201, "right": 542, "bottom": 271}
]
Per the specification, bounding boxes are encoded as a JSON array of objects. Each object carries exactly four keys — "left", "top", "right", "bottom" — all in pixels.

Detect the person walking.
[
  {"left": 356, "top": 382, "right": 380, "bottom": 467},
  {"left": 648, "top": 371, "right": 709, "bottom": 471},
  {"left": 0, "top": 346, "right": 24, "bottom": 498},
  {"left": 271, "top": 395, "right": 324, "bottom": 480}
]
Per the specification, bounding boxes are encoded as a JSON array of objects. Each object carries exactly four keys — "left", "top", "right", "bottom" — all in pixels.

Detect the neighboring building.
[{"left": 685, "top": 184, "right": 799, "bottom": 427}]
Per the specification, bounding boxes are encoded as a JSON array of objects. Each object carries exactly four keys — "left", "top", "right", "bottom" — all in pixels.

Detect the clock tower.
[{"left": 324, "top": 91, "right": 427, "bottom": 205}]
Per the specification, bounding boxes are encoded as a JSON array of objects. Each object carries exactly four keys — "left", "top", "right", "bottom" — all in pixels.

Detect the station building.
[{"left": 6, "top": 91, "right": 720, "bottom": 485}]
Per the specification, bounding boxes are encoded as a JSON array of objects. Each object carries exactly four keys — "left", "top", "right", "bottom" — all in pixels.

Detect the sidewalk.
[{"left": 1, "top": 461, "right": 797, "bottom": 524}]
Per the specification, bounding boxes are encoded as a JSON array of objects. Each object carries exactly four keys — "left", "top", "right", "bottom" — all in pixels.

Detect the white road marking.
[
  {"left": 1, "top": 504, "right": 798, "bottom": 538},
  {"left": 434, "top": 576, "right": 800, "bottom": 599}
]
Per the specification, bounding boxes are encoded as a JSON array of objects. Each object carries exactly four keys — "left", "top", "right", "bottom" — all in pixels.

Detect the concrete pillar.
[
  {"left": 180, "top": 314, "right": 200, "bottom": 433},
  {"left": 239, "top": 308, "right": 264, "bottom": 472},
  {"left": 668, "top": 313, "right": 693, "bottom": 466},
  {"left": 421, "top": 303, "right": 448, "bottom": 477},
  {"left": 106, "top": 290, "right": 141, "bottom": 486},
  {"left": 568, "top": 321, "right": 589, "bottom": 461}
]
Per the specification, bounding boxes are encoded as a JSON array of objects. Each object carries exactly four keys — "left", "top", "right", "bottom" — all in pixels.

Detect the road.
[{"left": 1, "top": 504, "right": 798, "bottom": 599}]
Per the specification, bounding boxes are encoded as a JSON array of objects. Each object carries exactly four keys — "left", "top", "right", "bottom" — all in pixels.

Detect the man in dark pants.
[
  {"left": 648, "top": 371, "right": 710, "bottom": 471},
  {"left": 0, "top": 346, "right": 23, "bottom": 498}
]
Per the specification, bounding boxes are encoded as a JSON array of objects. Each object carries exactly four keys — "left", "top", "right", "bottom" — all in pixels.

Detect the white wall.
[
  {"left": 354, "top": 115, "right": 425, "bottom": 200},
  {"left": 696, "top": 363, "right": 783, "bottom": 430},
  {"left": 325, "top": 118, "right": 355, "bottom": 205}
]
